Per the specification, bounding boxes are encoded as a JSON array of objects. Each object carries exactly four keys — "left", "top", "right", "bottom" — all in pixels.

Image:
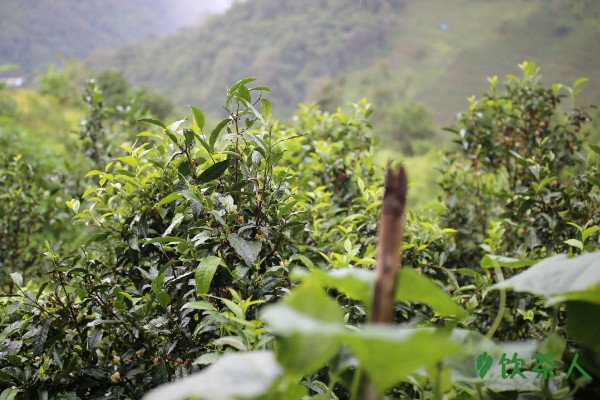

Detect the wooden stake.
[
  {"left": 363, "top": 166, "right": 408, "bottom": 400},
  {"left": 371, "top": 166, "right": 408, "bottom": 324}
]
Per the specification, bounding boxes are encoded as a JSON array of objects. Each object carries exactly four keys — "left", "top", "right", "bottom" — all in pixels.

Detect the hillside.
[
  {"left": 98, "top": 0, "right": 600, "bottom": 125},
  {"left": 0, "top": 0, "right": 232, "bottom": 77}
]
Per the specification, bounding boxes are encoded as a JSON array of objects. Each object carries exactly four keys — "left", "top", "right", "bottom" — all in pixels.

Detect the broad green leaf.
[
  {"left": 182, "top": 301, "right": 216, "bottom": 311},
  {"left": 145, "top": 236, "right": 186, "bottom": 244},
  {"left": 261, "top": 98, "right": 272, "bottom": 123},
  {"left": 9, "top": 272, "right": 23, "bottom": 287},
  {"left": 492, "top": 252, "right": 600, "bottom": 305},
  {"left": 237, "top": 84, "right": 251, "bottom": 103},
  {"left": 396, "top": 268, "right": 467, "bottom": 318},
  {"left": 572, "top": 77, "right": 589, "bottom": 89},
  {"left": 198, "top": 159, "right": 229, "bottom": 183},
  {"left": 142, "top": 351, "right": 281, "bottom": 400},
  {"left": 293, "top": 268, "right": 465, "bottom": 318},
  {"left": 589, "top": 144, "right": 600, "bottom": 155},
  {"left": 193, "top": 353, "right": 222, "bottom": 366},
  {"left": 87, "top": 329, "right": 103, "bottom": 350},
  {"left": 157, "top": 291, "right": 171, "bottom": 308},
  {"left": 229, "top": 78, "right": 257, "bottom": 94},
  {"left": 156, "top": 192, "right": 182, "bottom": 207},
  {"left": 212, "top": 336, "right": 247, "bottom": 351},
  {"left": 190, "top": 105, "right": 205, "bottom": 130},
  {"left": 292, "top": 268, "right": 372, "bottom": 306},
  {"left": 33, "top": 321, "right": 50, "bottom": 355},
  {"left": 582, "top": 226, "right": 600, "bottom": 243},
  {"left": 0, "top": 388, "right": 18, "bottom": 400},
  {"left": 169, "top": 118, "right": 186, "bottom": 132},
  {"left": 84, "top": 170, "right": 103, "bottom": 177},
  {"left": 163, "top": 213, "right": 184, "bottom": 236},
  {"left": 288, "top": 254, "right": 315, "bottom": 270},
  {"left": 228, "top": 233, "right": 262, "bottom": 266},
  {"left": 480, "top": 255, "right": 540, "bottom": 269},
  {"left": 209, "top": 118, "right": 230, "bottom": 148},
  {"left": 195, "top": 256, "right": 222, "bottom": 295},
  {"left": 139, "top": 118, "right": 166, "bottom": 129},
  {"left": 261, "top": 281, "right": 345, "bottom": 375},
  {"left": 344, "top": 327, "right": 463, "bottom": 395},
  {"left": 565, "top": 239, "right": 583, "bottom": 251}
]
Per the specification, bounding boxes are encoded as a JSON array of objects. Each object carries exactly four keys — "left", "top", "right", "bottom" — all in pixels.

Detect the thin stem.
[
  {"left": 350, "top": 367, "right": 363, "bottom": 400},
  {"left": 486, "top": 267, "right": 506, "bottom": 338}
]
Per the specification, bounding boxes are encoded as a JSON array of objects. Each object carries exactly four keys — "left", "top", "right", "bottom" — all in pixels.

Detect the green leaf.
[
  {"left": 9, "top": 272, "right": 23, "bottom": 287},
  {"left": 0, "top": 388, "right": 18, "bottom": 400},
  {"left": 572, "top": 77, "right": 589, "bottom": 89},
  {"left": 209, "top": 118, "right": 230, "bottom": 148},
  {"left": 145, "top": 236, "right": 186, "bottom": 244},
  {"left": 293, "top": 268, "right": 465, "bottom": 318},
  {"left": 582, "top": 226, "right": 600, "bottom": 243},
  {"left": 492, "top": 252, "right": 600, "bottom": 305},
  {"left": 182, "top": 301, "right": 216, "bottom": 311},
  {"left": 344, "top": 327, "right": 463, "bottom": 395},
  {"left": 229, "top": 78, "right": 257, "bottom": 94},
  {"left": 84, "top": 170, "right": 103, "bottom": 177},
  {"left": 589, "top": 144, "right": 600, "bottom": 155},
  {"left": 163, "top": 213, "right": 184, "bottom": 236},
  {"left": 261, "top": 99, "right": 272, "bottom": 123},
  {"left": 565, "top": 239, "right": 583, "bottom": 251},
  {"left": 261, "top": 281, "right": 345, "bottom": 375},
  {"left": 143, "top": 351, "right": 281, "bottom": 400},
  {"left": 139, "top": 118, "right": 166, "bottom": 129},
  {"left": 169, "top": 118, "right": 186, "bottom": 132},
  {"left": 87, "top": 329, "right": 103, "bottom": 350},
  {"left": 237, "top": 84, "right": 252, "bottom": 103},
  {"left": 228, "top": 233, "right": 262, "bottom": 266},
  {"left": 195, "top": 256, "right": 222, "bottom": 295},
  {"left": 396, "top": 268, "right": 467, "bottom": 318},
  {"left": 156, "top": 192, "right": 182, "bottom": 207},
  {"left": 190, "top": 105, "right": 205, "bottom": 130},
  {"left": 33, "top": 321, "right": 50, "bottom": 355},
  {"left": 198, "top": 159, "right": 229, "bottom": 183},
  {"left": 212, "top": 336, "right": 247, "bottom": 351},
  {"left": 157, "top": 291, "right": 171, "bottom": 308},
  {"left": 480, "top": 255, "right": 540, "bottom": 269},
  {"left": 292, "top": 268, "right": 372, "bottom": 306}
]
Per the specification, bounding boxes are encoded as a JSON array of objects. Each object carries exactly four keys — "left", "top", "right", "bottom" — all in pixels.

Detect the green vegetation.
[
  {"left": 1, "top": 62, "right": 599, "bottom": 399},
  {"left": 97, "top": 0, "right": 600, "bottom": 129}
]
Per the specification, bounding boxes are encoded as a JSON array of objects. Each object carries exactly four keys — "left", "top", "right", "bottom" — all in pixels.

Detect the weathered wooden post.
[{"left": 364, "top": 166, "right": 407, "bottom": 399}]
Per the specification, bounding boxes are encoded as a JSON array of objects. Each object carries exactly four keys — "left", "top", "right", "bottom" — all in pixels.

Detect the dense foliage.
[{"left": 1, "top": 63, "right": 599, "bottom": 400}]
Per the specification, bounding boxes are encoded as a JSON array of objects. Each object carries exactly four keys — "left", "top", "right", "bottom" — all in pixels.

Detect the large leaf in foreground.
[
  {"left": 262, "top": 280, "right": 464, "bottom": 394},
  {"left": 344, "top": 327, "right": 463, "bottom": 395},
  {"left": 292, "top": 267, "right": 466, "bottom": 318},
  {"left": 492, "top": 252, "right": 600, "bottom": 305},
  {"left": 261, "top": 281, "right": 345, "bottom": 375},
  {"left": 142, "top": 351, "right": 281, "bottom": 400}
]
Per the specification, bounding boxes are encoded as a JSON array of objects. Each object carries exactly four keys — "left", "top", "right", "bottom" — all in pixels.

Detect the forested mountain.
[
  {"left": 0, "top": 0, "right": 232, "bottom": 76},
  {"left": 97, "top": 0, "right": 600, "bottom": 124}
]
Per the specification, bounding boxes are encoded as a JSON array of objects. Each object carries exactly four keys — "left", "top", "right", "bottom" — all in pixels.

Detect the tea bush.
[{"left": 1, "top": 64, "right": 600, "bottom": 400}]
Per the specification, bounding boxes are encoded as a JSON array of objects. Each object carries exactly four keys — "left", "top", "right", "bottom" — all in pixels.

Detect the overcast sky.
[{"left": 175, "top": 0, "right": 234, "bottom": 26}]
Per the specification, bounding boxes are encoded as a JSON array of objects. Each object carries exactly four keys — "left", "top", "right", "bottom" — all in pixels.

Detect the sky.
[{"left": 175, "top": 0, "right": 234, "bottom": 26}]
